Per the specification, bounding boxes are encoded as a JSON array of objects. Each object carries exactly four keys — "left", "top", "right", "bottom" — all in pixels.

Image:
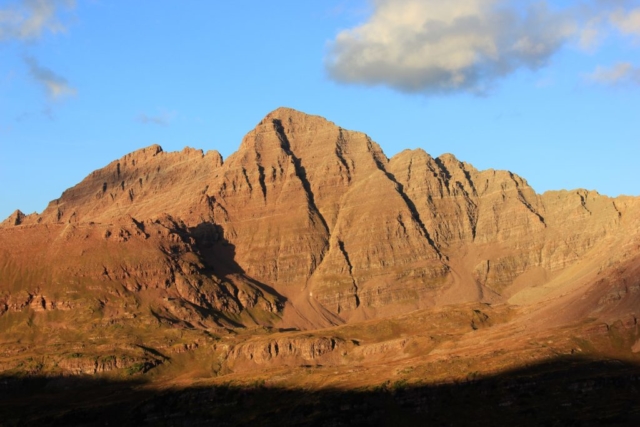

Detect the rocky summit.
[{"left": 2, "top": 108, "right": 640, "bottom": 425}]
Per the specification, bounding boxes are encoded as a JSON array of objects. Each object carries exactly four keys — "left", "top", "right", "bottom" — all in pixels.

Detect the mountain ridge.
[{"left": 1, "top": 107, "right": 639, "bottom": 390}]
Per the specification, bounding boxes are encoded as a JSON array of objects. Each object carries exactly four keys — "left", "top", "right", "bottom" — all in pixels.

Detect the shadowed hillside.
[{"left": 2, "top": 356, "right": 640, "bottom": 426}]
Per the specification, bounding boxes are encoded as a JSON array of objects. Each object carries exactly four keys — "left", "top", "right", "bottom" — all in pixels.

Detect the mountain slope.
[{"left": 1, "top": 107, "right": 639, "bottom": 381}]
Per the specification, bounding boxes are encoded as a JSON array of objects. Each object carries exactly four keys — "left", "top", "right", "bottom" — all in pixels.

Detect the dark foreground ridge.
[{"left": 2, "top": 355, "right": 640, "bottom": 426}]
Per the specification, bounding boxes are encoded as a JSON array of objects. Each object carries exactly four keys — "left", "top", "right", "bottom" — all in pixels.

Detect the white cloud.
[
  {"left": 610, "top": 7, "right": 640, "bottom": 37},
  {"left": 136, "top": 112, "right": 175, "bottom": 126},
  {"left": 24, "top": 56, "right": 77, "bottom": 99},
  {"left": 0, "top": 0, "right": 75, "bottom": 41},
  {"left": 325, "top": 0, "right": 576, "bottom": 95},
  {"left": 578, "top": 16, "right": 606, "bottom": 50},
  {"left": 586, "top": 62, "right": 640, "bottom": 85}
]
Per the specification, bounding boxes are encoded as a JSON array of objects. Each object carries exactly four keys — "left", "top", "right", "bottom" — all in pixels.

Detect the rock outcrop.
[{"left": 225, "top": 335, "right": 349, "bottom": 370}]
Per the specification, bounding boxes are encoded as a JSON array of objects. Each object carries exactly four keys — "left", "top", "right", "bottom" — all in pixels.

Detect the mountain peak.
[
  {"left": 122, "top": 144, "right": 164, "bottom": 161},
  {"left": 1, "top": 109, "right": 639, "bottom": 423},
  {"left": 1, "top": 209, "right": 25, "bottom": 226},
  {"left": 259, "top": 107, "right": 337, "bottom": 129}
]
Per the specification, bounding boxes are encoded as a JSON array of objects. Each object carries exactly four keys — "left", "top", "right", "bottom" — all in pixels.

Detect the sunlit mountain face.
[{"left": 2, "top": 108, "right": 640, "bottom": 425}]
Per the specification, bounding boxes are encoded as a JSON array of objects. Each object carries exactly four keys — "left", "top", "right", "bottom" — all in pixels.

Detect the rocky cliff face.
[{"left": 2, "top": 107, "right": 639, "bottom": 333}]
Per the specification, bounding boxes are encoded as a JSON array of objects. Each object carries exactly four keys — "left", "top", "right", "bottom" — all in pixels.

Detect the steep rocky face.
[
  {"left": 32, "top": 145, "right": 223, "bottom": 226},
  {"left": 209, "top": 109, "right": 446, "bottom": 317},
  {"left": 388, "top": 148, "right": 632, "bottom": 298},
  {"left": 2, "top": 107, "right": 639, "bottom": 330},
  {"left": 207, "top": 113, "right": 333, "bottom": 289}
]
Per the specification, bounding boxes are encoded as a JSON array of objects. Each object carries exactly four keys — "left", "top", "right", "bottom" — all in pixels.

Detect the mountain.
[{"left": 1, "top": 108, "right": 640, "bottom": 424}]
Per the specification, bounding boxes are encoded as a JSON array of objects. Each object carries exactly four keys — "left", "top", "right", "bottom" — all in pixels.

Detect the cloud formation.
[
  {"left": 24, "top": 56, "right": 77, "bottom": 99},
  {"left": 136, "top": 112, "right": 174, "bottom": 126},
  {"left": 610, "top": 7, "right": 640, "bottom": 37},
  {"left": 577, "top": 15, "right": 606, "bottom": 50},
  {"left": 326, "top": 0, "right": 640, "bottom": 95},
  {"left": 576, "top": 4, "right": 640, "bottom": 49},
  {"left": 326, "top": 0, "right": 576, "bottom": 95},
  {"left": 0, "top": 0, "right": 75, "bottom": 41},
  {"left": 586, "top": 62, "right": 640, "bottom": 85}
]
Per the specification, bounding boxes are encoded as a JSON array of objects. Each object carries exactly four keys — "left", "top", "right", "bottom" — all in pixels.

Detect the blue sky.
[{"left": 1, "top": 0, "right": 639, "bottom": 220}]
